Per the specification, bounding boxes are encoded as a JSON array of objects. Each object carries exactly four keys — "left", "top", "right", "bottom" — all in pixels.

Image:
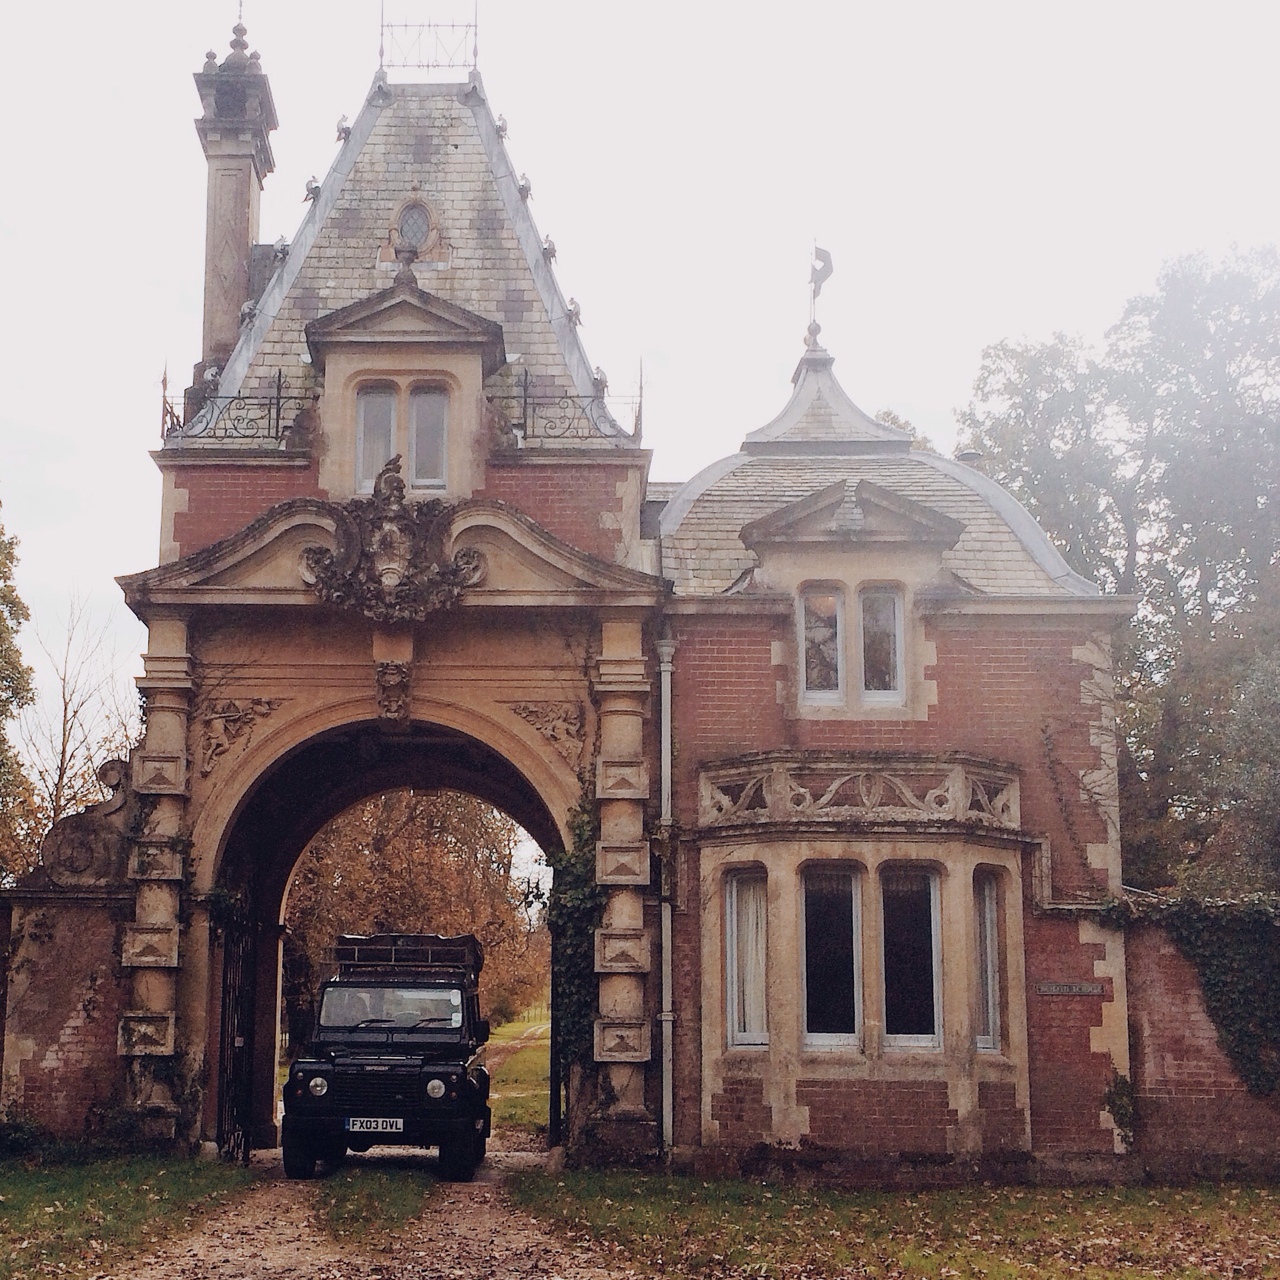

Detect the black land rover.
[{"left": 281, "top": 933, "right": 491, "bottom": 1180}]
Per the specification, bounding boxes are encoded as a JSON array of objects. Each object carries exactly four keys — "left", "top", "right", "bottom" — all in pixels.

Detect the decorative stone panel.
[
  {"left": 117, "top": 1012, "right": 176, "bottom": 1057},
  {"left": 596, "top": 759, "right": 650, "bottom": 801},
  {"left": 122, "top": 924, "right": 180, "bottom": 969},
  {"left": 595, "top": 841, "right": 650, "bottom": 886},
  {"left": 131, "top": 752, "right": 189, "bottom": 796},
  {"left": 699, "top": 751, "right": 1019, "bottom": 831},
  {"left": 594, "top": 1018, "right": 651, "bottom": 1063},
  {"left": 127, "top": 841, "right": 185, "bottom": 882},
  {"left": 595, "top": 928, "right": 650, "bottom": 974}
]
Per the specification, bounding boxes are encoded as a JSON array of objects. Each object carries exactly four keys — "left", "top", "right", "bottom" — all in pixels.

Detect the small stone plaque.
[
  {"left": 596, "top": 760, "right": 650, "bottom": 801},
  {"left": 118, "top": 1012, "right": 176, "bottom": 1056},
  {"left": 595, "top": 928, "right": 651, "bottom": 974},
  {"left": 596, "top": 841, "right": 650, "bottom": 886},
  {"left": 594, "top": 1018, "right": 651, "bottom": 1063},
  {"left": 1035, "top": 981, "right": 1105, "bottom": 997}
]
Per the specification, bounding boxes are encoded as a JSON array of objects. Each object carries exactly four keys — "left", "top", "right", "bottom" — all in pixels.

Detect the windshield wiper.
[
  {"left": 354, "top": 1018, "right": 394, "bottom": 1027},
  {"left": 410, "top": 1016, "right": 457, "bottom": 1026}
]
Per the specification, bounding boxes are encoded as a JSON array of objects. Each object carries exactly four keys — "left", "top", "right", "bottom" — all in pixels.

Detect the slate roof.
[
  {"left": 211, "top": 72, "right": 627, "bottom": 444},
  {"left": 660, "top": 336, "right": 1099, "bottom": 600}
]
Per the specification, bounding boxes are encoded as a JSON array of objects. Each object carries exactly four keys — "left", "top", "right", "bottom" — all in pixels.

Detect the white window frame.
[
  {"left": 801, "top": 866, "right": 862, "bottom": 1048},
  {"left": 408, "top": 385, "right": 448, "bottom": 489},
  {"left": 355, "top": 384, "right": 397, "bottom": 493},
  {"left": 880, "top": 868, "right": 943, "bottom": 1051},
  {"left": 725, "top": 873, "right": 769, "bottom": 1048},
  {"left": 798, "top": 587, "right": 845, "bottom": 704},
  {"left": 858, "top": 586, "right": 905, "bottom": 705},
  {"left": 975, "top": 872, "right": 1001, "bottom": 1052}
]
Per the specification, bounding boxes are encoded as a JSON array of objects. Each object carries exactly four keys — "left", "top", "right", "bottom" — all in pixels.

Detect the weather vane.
[{"left": 809, "top": 245, "right": 833, "bottom": 325}]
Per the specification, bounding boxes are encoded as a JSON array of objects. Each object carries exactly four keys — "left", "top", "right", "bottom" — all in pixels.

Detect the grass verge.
[
  {"left": 0, "top": 1154, "right": 252, "bottom": 1280},
  {"left": 508, "top": 1171, "right": 1280, "bottom": 1278},
  {"left": 315, "top": 1158, "right": 436, "bottom": 1245}
]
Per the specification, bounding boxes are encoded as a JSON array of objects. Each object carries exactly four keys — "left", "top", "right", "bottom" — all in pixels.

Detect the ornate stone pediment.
[{"left": 300, "top": 458, "right": 486, "bottom": 623}]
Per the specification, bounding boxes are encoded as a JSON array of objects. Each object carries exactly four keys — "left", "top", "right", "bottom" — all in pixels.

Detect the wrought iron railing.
[
  {"left": 163, "top": 372, "right": 314, "bottom": 446},
  {"left": 488, "top": 369, "right": 638, "bottom": 443}
]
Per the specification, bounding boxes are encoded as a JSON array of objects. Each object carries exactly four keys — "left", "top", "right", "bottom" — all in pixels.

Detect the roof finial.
[
  {"left": 394, "top": 240, "right": 420, "bottom": 286},
  {"left": 226, "top": 19, "right": 250, "bottom": 68}
]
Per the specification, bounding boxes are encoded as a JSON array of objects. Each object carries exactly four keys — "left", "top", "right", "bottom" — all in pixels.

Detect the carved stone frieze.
[
  {"left": 198, "top": 697, "right": 284, "bottom": 777},
  {"left": 699, "top": 752, "right": 1020, "bottom": 832},
  {"left": 300, "top": 457, "right": 485, "bottom": 623},
  {"left": 376, "top": 661, "right": 412, "bottom": 720},
  {"left": 508, "top": 700, "right": 585, "bottom": 770}
]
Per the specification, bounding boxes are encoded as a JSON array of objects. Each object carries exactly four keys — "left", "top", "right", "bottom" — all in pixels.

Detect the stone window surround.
[
  {"left": 795, "top": 578, "right": 924, "bottom": 720},
  {"left": 354, "top": 375, "right": 454, "bottom": 494},
  {"left": 700, "top": 836, "right": 1029, "bottom": 1147}
]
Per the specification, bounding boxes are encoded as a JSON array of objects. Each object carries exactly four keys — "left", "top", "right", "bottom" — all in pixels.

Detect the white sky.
[{"left": 2, "top": 0, "right": 1277, "bottom": 696}]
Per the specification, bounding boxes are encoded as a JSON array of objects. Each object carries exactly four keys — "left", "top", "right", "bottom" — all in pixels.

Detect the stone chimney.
[{"left": 193, "top": 24, "right": 277, "bottom": 373}]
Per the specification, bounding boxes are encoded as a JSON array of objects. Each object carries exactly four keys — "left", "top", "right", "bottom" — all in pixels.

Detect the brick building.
[{"left": 4, "top": 22, "right": 1277, "bottom": 1174}]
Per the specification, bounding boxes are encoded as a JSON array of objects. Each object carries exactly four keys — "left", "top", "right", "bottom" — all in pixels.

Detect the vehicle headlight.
[
  {"left": 308, "top": 1076, "right": 329, "bottom": 1097},
  {"left": 426, "top": 1078, "right": 446, "bottom": 1099}
]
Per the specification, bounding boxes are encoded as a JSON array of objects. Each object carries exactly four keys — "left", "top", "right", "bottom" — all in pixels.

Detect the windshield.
[{"left": 318, "top": 984, "right": 464, "bottom": 1029}]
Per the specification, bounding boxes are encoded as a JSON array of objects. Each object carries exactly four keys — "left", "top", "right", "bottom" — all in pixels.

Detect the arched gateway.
[{"left": 18, "top": 22, "right": 1233, "bottom": 1174}]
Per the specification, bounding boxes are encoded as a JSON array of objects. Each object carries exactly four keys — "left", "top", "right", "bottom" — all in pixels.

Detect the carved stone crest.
[
  {"left": 41, "top": 759, "right": 132, "bottom": 888},
  {"left": 376, "top": 661, "right": 412, "bottom": 720},
  {"left": 198, "top": 698, "right": 284, "bottom": 776},
  {"left": 508, "top": 700, "right": 585, "bottom": 770},
  {"left": 301, "top": 457, "right": 486, "bottom": 623}
]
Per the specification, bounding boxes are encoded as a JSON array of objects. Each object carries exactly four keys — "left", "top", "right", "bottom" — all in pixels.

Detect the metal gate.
[{"left": 216, "top": 918, "right": 255, "bottom": 1163}]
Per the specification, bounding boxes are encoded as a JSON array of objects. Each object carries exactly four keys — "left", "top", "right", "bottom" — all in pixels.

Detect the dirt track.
[{"left": 112, "top": 1145, "right": 637, "bottom": 1280}]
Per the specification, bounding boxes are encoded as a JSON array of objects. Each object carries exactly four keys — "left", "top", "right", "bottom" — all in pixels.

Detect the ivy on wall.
[
  {"left": 1113, "top": 895, "right": 1280, "bottom": 1097},
  {"left": 544, "top": 794, "right": 607, "bottom": 1073}
]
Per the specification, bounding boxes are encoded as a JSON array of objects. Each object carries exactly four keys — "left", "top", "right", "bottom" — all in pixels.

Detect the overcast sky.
[{"left": 2, "top": 0, "right": 1277, "bottom": 695}]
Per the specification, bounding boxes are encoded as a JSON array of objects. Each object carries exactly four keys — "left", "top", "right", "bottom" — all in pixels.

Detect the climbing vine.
[
  {"left": 1113, "top": 894, "right": 1280, "bottom": 1097},
  {"left": 544, "top": 793, "right": 607, "bottom": 1073}
]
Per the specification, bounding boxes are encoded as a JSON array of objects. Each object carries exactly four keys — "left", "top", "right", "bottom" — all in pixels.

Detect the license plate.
[{"left": 345, "top": 1117, "right": 404, "bottom": 1133}]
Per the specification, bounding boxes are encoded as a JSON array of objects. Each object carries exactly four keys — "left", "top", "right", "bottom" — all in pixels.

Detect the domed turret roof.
[{"left": 659, "top": 332, "right": 1098, "bottom": 600}]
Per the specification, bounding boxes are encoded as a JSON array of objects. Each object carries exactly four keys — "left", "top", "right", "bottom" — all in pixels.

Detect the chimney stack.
[{"left": 193, "top": 24, "right": 277, "bottom": 375}]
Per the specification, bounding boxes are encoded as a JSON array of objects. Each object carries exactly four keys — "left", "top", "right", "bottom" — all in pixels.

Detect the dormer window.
[
  {"left": 356, "top": 383, "right": 449, "bottom": 492},
  {"left": 800, "top": 588, "right": 843, "bottom": 701},
  {"left": 859, "top": 587, "right": 904, "bottom": 703}
]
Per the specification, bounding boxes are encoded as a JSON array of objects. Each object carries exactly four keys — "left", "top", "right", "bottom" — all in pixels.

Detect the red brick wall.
[
  {"left": 710, "top": 1078, "right": 772, "bottom": 1145},
  {"left": 4, "top": 904, "right": 130, "bottom": 1137},
  {"left": 171, "top": 462, "right": 324, "bottom": 556},
  {"left": 1127, "top": 923, "right": 1280, "bottom": 1155},
  {"left": 797, "top": 1079, "right": 956, "bottom": 1155},
  {"left": 978, "top": 1081, "right": 1026, "bottom": 1151},
  {"left": 479, "top": 461, "right": 629, "bottom": 563}
]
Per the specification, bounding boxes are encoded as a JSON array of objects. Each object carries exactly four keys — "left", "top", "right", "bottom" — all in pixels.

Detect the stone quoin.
[{"left": 5, "top": 20, "right": 1277, "bottom": 1177}]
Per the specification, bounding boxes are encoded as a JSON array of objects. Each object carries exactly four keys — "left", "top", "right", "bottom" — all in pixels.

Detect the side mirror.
[{"left": 475, "top": 1018, "right": 490, "bottom": 1045}]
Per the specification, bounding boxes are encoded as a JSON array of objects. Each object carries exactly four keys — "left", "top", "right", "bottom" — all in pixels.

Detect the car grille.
[{"left": 331, "top": 1070, "right": 420, "bottom": 1111}]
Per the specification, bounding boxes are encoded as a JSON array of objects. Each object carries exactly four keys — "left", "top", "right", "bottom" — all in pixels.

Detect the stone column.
[
  {"left": 591, "top": 617, "right": 654, "bottom": 1140},
  {"left": 121, "top": 615, "right": 194, "bottom": 1138}
]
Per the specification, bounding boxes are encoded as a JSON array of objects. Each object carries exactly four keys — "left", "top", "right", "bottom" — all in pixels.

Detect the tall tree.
[
  {"left": 960, "top": 248, "right": 1280, "bottom": 887},
  {"left": 0, "top": 502, "right": 35, "bottom": 884}
]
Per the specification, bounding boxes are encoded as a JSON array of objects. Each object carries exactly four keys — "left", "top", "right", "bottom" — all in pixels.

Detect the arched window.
[
  {"left": 859, "top": 586, "right": 904, "bottom": 703},
  {"left": 409, "top": 387, "right": 448, "bottom": 486},
  {"left": 802, "top": 866, "right": 861, "bottom": 1045},
  {"left": 356, "top": 385, "right": 396, "bottom": 490},
  {"left": 726, "top": 873, "right": 768, "bottom": 1046}
]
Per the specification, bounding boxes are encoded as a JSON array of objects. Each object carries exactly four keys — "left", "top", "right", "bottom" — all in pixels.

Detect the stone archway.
[{"left": 205, "top": 717, "right": 561, "bottom": 1152}]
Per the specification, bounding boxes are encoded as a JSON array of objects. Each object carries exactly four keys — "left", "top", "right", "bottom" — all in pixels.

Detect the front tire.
[
  {"left": 438, "top": 1133, "right": 479, "bottom": 1181},
  {"left": 282, "top": 1134, "right": 317, "bottom": 1180}
]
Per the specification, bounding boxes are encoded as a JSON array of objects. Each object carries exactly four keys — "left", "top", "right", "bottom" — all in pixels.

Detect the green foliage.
[
  {"left": 1118, "top": 895, "right": 1280, "bottom": 1096},
  {"left": 0, "top": 1153, "right": 250, "bottom": 1279},
  {"left": 1102, "top": 1071, "right": 1136, "bottom": 1148},
  {"left": 314, "top": 1161, "right": 434, "bottom": 1242},
  {"left": 510, "top": 1172, "right": 1280, "bottom": 1279},
  {"left": 0, "top": 501, "right": 34, "bottom": 883},
  {"left": 960, "top": 248, "right": 1280, "bottom": 888},
  {"left": 544, "top": 796, "right": 606, "bottom": 1072}
]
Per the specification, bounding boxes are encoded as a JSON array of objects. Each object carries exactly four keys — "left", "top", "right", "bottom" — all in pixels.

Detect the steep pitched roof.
[{"left": 212, "top": 71, "right": 629, "bottom": 443}]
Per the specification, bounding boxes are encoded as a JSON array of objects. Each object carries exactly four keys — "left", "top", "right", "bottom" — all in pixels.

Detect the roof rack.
[{"left": 331, "top": 933, "right": 484, "bottom": 976}]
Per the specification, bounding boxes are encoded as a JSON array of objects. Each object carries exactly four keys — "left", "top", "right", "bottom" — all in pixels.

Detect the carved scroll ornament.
[
  {"left": 699, "top": 753, "right": 1020, "bottom": 832},
  {"left": 301, "top": 457, "right": 486, "bottom": 624},
  {"left": 507, "top": 700, "right": 585, "bottom": 770}
]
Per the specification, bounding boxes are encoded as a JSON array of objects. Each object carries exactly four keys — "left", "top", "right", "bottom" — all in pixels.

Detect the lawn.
[
  {"left": 0, "top": 1154, "right": 252, "bottom": 1280},
  {"left": 509, "top": 1171, "right": 1280, "bottom": 1278},
  {"left": 489, "top": 1015, "right": 550, "bottom": 1134}
]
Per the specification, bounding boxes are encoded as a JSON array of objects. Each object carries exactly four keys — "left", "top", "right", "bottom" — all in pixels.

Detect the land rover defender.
[{"left": 281, "top": 933, "right": 491, "bottom": 1180}]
